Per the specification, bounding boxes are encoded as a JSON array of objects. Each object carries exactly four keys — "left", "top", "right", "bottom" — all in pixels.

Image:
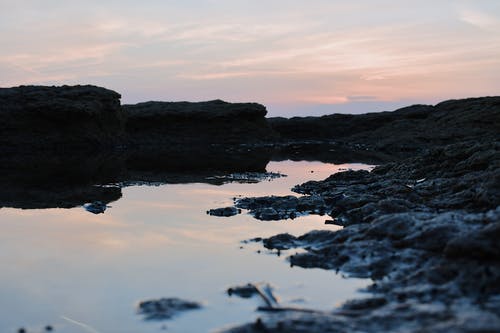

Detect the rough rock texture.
[
  {"left": 222, "top": 140, "right": 500, "bottom": 332},
  {"left": 234, "top": 195, "right": 328, "bottom": 220},
  {"left": 269, "top": 96, "right": 500, "bottom": 154},
  {"left": 123, "top": 99, "right": 277, "bottom": 146},
  {"left": 0, "top": 85, "right": 123, "bottom": 151}
]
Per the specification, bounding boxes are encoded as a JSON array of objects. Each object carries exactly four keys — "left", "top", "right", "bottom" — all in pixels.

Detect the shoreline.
[
  {"left": 218, "top": 140, "right": 500, "bottom": 332},
  {"left": 1, "top": 85, "right": 499, "bottom": 332}
]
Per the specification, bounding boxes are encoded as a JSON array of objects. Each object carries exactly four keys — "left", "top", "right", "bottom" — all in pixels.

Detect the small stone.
[{"left": 207, "top": 207, "right": 240, "bottom": 217}]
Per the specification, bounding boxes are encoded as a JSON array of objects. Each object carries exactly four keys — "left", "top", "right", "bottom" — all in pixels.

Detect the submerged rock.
[{"left": 137, "top": 297, "right": 202, "bottom": 320}]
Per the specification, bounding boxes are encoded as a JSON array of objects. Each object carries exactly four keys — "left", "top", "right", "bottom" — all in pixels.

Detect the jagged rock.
[{"left": 224, "top": 139, "right": 500, "bottom": 332}]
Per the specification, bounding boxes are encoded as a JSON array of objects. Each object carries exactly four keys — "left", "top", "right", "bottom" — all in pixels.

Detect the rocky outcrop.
[
  {"left": 0, "top": 85, "right": 123, "bottom": 152},
  {"left": 123, "top": 99, "right": 277, "bottom": 146},
  {"left": 269, "top": 97, "right": 500, "bottom": 154},
  {"left": 221, "top": 140, "right": 500, "bottom": 332}
]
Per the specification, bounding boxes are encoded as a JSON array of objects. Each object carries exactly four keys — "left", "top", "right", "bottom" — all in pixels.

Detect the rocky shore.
[
  {"left": 1, "top": 85, "right": 499, "bottom": 331},
  {"left": 217, "top": 124, "right": 499, "bottom": 330},
  {"left": 220, "top": 140, "right": 499, "bottom": 332}
]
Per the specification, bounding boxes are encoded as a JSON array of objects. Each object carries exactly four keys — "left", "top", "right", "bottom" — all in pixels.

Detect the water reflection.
[
  {"left": 0, "top": 160, "right": 373, "bottom": 333},
  {"left": 0, "top": 144, "right": 385, "bottom": 210}
]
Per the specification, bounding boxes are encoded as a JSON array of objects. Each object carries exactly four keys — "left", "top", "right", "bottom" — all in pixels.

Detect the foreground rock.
[
  {"left": 222, "top": 140, "right": 500, "bottom": 332},
  {"left": 0, "top": 85, "right": 123, "bottom": 152}
]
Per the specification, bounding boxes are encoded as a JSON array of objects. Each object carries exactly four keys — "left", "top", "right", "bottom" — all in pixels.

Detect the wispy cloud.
[
  {"left": 458, "top": 7, "right": 500, "bottom": 30},
  {"left": 0, "top": 1, "right": 499, "bottom": 112}
]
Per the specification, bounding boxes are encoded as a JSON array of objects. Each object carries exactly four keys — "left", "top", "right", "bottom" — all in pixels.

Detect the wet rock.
[
  {"left": 263, "top": 233, "right": 298, "bottom": 250},
  {"left": 232, "top": 195, "right": 328, "bottom": 221},
  {"left": 445, "top": 211, "right": 500, "bottom": 260},
  {"left": 225, "top": 138, "right": 500, "bottom": 332},
  {"left": 83, "top": 201, "right": 109, "bottom": 214},
  {"left": 137, "top": 297, "right": 202, "bottom": 320},
  {"left": 341, "top": 297, "right": 387, "bottom": 311},
  {"left": 227, "top": 284, "right": 260, "bottom": 298},
  {"left": 208, "top": 207, "right": 241, "bottom": 217}
]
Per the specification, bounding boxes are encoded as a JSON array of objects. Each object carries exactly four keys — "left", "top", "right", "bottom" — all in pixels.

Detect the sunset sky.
[{"left": 1, "top": 0, "right": 499, "bottom": 116}]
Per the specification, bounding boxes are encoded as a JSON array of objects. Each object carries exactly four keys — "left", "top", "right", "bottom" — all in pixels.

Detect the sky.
[{"left": 1, "top": 0, "right": 499, "bottom": 116}]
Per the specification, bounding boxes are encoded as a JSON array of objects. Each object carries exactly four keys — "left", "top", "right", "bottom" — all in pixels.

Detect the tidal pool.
[{"left": 0, "top": 160, "right": 373, "bottom": 333}]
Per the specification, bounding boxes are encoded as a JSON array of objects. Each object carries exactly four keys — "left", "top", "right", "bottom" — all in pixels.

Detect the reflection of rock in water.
[
  {"left": 137, "top": 298, "right": 202, "bottom": 320},
  {"left": 0, "top": 146, "right": 275, "bottom": 210},
  {"left": 0, "top": 153, "right": 124, "bottom": 210}
]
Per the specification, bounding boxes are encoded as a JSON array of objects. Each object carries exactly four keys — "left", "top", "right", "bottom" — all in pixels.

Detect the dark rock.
[
  {"left": 227, "top": 284, "right": 260, "bottom": 298},
  {"left": 0, "top": 85, "right": 123, "bottom": 152},
  {"left": 123, "top": 99, "right": 277, "bottom": 146},
  {"left": 263, "top": 233, "right": 298, "bottom": 250},
  {"left": 208, "top": 207, "right": 241, "bottom": 217},
  {"left": 83, "top": 201, "right": 109, "bottom": 214},
  {"left": 445, "top": 212, "right": 500, "bottom": 260},
  {"left": 269, "top": 97, "right": 500, "bottom": 155},
  {"left": 231, "top": 195, "right": 329, "bottom": 221},
  {"left": 342, "top": 297, "right": 388, "bottom": 311},
  {"left": 224, "top": 136, "right": 500, "bottom": 332},
  {"left": 137, "top": 297, "right": 201, "bottom": 320}
]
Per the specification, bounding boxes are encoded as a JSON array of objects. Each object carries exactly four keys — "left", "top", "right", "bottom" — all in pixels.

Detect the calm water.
[{"left": 1, "top": 161, "right": 372, "bottom": 333}]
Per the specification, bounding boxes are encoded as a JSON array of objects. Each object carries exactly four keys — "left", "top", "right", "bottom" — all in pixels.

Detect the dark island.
[{"left": 1, "top": 85, "right": 498, "bottom": 332}]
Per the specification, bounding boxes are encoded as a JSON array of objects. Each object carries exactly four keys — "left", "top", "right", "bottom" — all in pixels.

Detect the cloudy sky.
[{"left": 1, "top": 0, "right": 499, "bottom": 116}]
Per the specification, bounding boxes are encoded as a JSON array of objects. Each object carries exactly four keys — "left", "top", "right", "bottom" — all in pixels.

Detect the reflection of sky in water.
[{"left": 0, "top": 161, "right": 373, "bottom": 333}]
